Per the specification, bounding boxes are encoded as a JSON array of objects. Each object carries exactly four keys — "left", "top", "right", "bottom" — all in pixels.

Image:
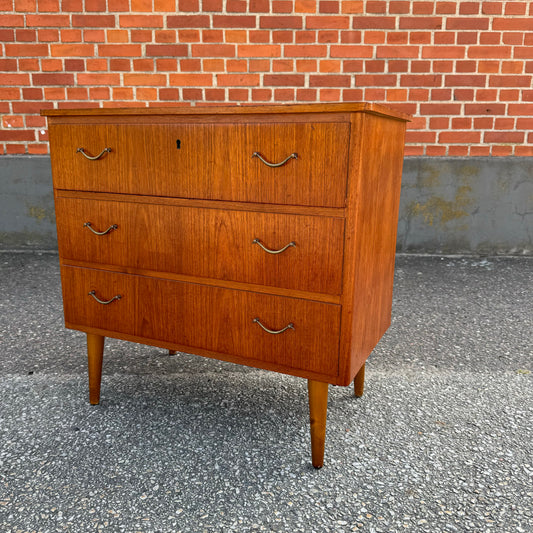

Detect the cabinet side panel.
[{"left": 338, "top": 113, "right": 406, "bottom": 385}]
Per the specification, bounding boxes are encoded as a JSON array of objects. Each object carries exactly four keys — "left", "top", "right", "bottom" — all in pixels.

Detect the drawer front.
[
  {"left": 61, "top": 266, "right": 340, "bottom": 376},
  {"left": 49, "top": 122, "right": 349, "bottom": 207},
  {"left": 55, "top": 197, "right": 344, "bottom": 295}
]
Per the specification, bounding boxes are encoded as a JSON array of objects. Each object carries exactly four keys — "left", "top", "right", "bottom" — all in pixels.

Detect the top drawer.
[{"left": 48, "top": 122, "right": 349, "bottom": 207}]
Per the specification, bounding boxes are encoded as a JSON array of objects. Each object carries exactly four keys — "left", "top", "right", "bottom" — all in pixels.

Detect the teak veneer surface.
[{"left": 43, "top": 102, "right": 409, "bottom": 467}]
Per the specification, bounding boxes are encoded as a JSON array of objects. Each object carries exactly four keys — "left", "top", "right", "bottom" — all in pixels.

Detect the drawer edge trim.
[{"left": 65, "top": 322, "right": 339, "bottom": 384}]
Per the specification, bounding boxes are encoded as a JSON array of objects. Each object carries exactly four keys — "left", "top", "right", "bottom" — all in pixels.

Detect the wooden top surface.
[{"left": 41, "top": 102, "right": 410, "bottom": 121}]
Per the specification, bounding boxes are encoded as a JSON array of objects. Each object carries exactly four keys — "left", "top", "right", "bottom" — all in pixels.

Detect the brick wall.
[{"left": 1, "top": 0, "right": 532, "bottom": 156}]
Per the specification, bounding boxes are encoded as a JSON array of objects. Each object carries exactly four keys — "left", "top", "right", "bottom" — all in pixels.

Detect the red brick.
[
  {"left": 459, "top": 2, "right": 479, "bottom": 14},
  {"left": 401, "top": 74, "right": 442, "bottom": 86},
  {"left": 169, "top": 73, "right": 213, "bottom": 85},
  {"left": 453, "top": 88, "right": 474, "bottom": 100},
  {"left": 319, "top": 1, "right": 339, "bottom": 13},
  {"left": 180, "top": 88, "right": 200, "bottom": 100},
  {"left": 205, "top": 88, "right": 226, "bottom": 100},
  {"left": 352, "top": 16, "right": 395, "bottom": 29},
  {"left": 191, "top": 44, "right": 235, "bottom": 57},
  {"left": 203, "top": 59, "right": 225, "bottom": 71},
  {"left": 32, "top": 73, "right": 74, "bottom": 85},
  {"left": 439, "top": 131, "right": 480, "bottom": 143},
  {"left": 309, "top": 74, "right": 351, "bottom": 86},
  {"left": 399, "top": 17, "right": 443, "bottom": 29},
  {"left": 376, "top": 46, "right": 419, "bottom": 58},
  {"left": 493, "top": 18, "right": 533, "bottom": 31},
  {"left": 446, "top": 18, "right": 489, "bottom": 30},
  {"left": 410, "top": 31, "right": 432, "bottom": 44},
  {"left": 473, "top": 117, "right": 494, "bottom": 129},
  {"left": 133, "top": 59, "right": 154, "bottom": 71},
  {"left": 475, "top": 89, "right": 498, "bottom": 101},
  {"left": 272, "top": 30, "right": 294, "bottom": 43},
  {"left": 145, "top": 45, "right": 188, "bottom": 56},
  {"left": 515, "top": 146, "right": 533, "bottom": 156},
  {"left": 295, "top": 30, "right": 315, "bottom": 43},
  {"left": 387, "top": 32, "right": 408, "bottom": 45},
  {"left": 98, "top": 45, "right": 143, "bottom": 57},
  {"left": 422, "top": 46, "right": 465, "bottom": 58},
  {"left": 238, "top": 45, "right": 281, "bottom": 57},
  {"left": 330, "top": 45, "right": 373, "bottom": 58},
  {"left": 468, "top": 46, "right": 512, "bottom": 59},
  {"left": 212, "top": 15, "right": 257, "bottom": 28},
  {"left": 341, "top": 1, "right": 363, "bottom": 14},
  {"left": 284, "top": 44, "right": 328, "bottom": 57},
  {"left": 501, "top": 61, "right": 525, "bottom": 74},
  {"left": 318, "top": 59, "right": 340, "bottom": 73},
  {"left": 465, "top": 103, "right": 506, "bottom": 114},
  {"left": 420, "top": 103, "right": 461, "bottom": 115},
  {"left": 481, "top": 2, "right": 502, "bottom": 15},
  {"left": 41, "top": 58, "right": 63, "bottom": 72},
  {"left": 38, "top": 29, "right": 59, "bottom": 41},
  {"left": 436, "top": 1, "right": 456, "bottom": 14},
  {"left": 179, "top": 0, "right": 198, "bottom": 9},
  {"left": 363, "top": 31, "right": 385, "bottom": 44},
  {"left": 119, "top": 15, "right": 163, "bottom": 27},
  {"left": 451, "top": 117, "right": 472, "bottom": 129},
  {"left": 0, "top": 59, "right": 18, "bottom": 71},
  {"left": 123, "top": 73, "right": 166, "bottom": 85},
  {"left": 457, "top": 33, "right": 477, "bottom": 45},
  {"left": 250, "top": 0, "right": 269, "bottom": 11},
  {"left": 228, "top": 88, "right": 249, "bottom": 100},
  {"left": 485, "top": 131, "right": 524, "bottom": 143},
  {"left": 77, "top": 73, "right": 122, "bottom": 85},
  {"left": 340, "top": 30, "right": 361, "bottom": 43},
  {"left": 479, "top": 32, "right": 501, "bottom": 45},
  {"left": 131, "top": 0, "right": 153, "bottom": 10},
  {"left": 217, "top": 74, "right": 260, "bottom": 86},
  {"left": 249, "top": 59, "right": 270, "bottom": 71},
  {"left": 260, "top": 16, "right": 303, "bottom": 29},
  {"left": 445, "top": 75, "right": 486, "bottom": 86},
  {"left": 0, "top": 30, "right": 15, "bottom": 41},
  {"left": 413, "top": 1, "right": 435, "bottom": 14},
  {"left": 455, "top": 60, "right": 477, "bottom": 73},
  {"left": 109, "top": 58, "right": 131, "bottom": 71},
  {"left": 490, "top": 75, "right": 531, "bottom": 87},
  {"left": 505, "top": 1, "right": 528, "bottom": 15},
  {"left": 390, "top": 1, "right": 411, "bottom": 13},
  {"left": 306, "top": 16, "right": 350, "bottom": 29},
  {"left": 108, "top": 0, "right": 129, "bottom": 10},
  {"left": 273, "top": 1, "right": 292, "bottom": 13},
  {"left": 226, "top": 59, "right": 248, "bottom": 71},
  {"left": 366, "top": 0, "right": 386, "bottom": 13},
  {"left": 5, "top": 44, "right": 50, "bottom": 56},
  {"left": 434, "top": 31, "right": 455, "bottom": 44},
  {"left": 156, "top": 58, "right": 178, "bottom": 71},
  {"left": 502, "top": 32, "right": 524, "bottom": 46},
  {"left": 61, "top": 30, "right": 83, "bottom": 42},
  {"left": 355, "top": 74, "right": 396, "bottom": 86},
  {"left": 251, "top": 88, "right": 272, "bottom": 100},
  {"left": 388, "top": 60, "right": 409, "bottom": 72},
  {"left": 514, "top": 48, "right": 533, "bottom": 59},
  {"left": 50, "top": 44, "right": 95, "bottom": 57},
  {"left": 19, "top": 59, "right": 40, "bottom": 71},
  {"left": 16, "top": 29, "right": 37, "bottom": 41},
  {"left": 493, "top": 117, "right": 515, "bottom": 129},
  {"left": 263, "top": 74, "right": 306, "bottom": 86},
  {"left": 85, "top": 0, "right": 106, "bottom": 11},
  {"left": 226, "top": 0, "right": 246, "bottom": 9},
  {"left": 72, "top": 15, "right": 116, "bottom": 27},
  {"left": 297, "top": 59, "right": 318, "bottom": 72}
]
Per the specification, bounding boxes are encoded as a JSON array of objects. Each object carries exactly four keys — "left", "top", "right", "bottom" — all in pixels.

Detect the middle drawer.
[{"left": 55, "top": 197, "right": 345, "bottom": 296}]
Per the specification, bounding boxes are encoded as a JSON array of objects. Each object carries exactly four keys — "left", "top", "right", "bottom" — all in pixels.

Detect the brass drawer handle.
[
  {"left": 253, "top": 238, "right": 295, "bottom": 254},
  {"left": 252, "top": 151, "right": 298, "bottom": 168},
  {"left": 76, "top": 147, "right": 112, "bottom": 160},
  {"left": 253, "top": 318, "right": 294, "bottom": 335},
  {"left": 83, "top": 222, "right": 118, "bottom": 236},
  {"left": 88, "top": 290, "right": 122, "bottom": 305}
]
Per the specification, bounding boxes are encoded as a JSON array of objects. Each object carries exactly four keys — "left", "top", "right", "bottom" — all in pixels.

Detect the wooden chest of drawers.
[{"left": 43, "top": 103, "right": 409, "bottom": 468}]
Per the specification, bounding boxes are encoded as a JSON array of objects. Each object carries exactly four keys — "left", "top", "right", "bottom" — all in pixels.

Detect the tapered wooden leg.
[
  {"left": 354, "top": 363, "right": 365, "bottom": 398},
  {"left": 308, "top": 379, "right": 329, "bottom": 469},
  {"left": 87, "top": 333, "right": 104, "bottom": 405}
]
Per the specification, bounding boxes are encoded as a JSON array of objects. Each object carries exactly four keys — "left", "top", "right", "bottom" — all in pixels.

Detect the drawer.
[
  {"left": 61, "top": 266, "right": 341, "bottom": 376},
  {"left": 55, "top": 196, "right": 345, "bottom": 295},
  {"left": 49, "top": 122, "right": 349, "bottom": 207}
]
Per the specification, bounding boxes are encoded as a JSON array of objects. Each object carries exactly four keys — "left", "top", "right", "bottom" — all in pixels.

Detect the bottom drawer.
[{"left": 61, "top": 266, "right": 341, "bottom": 376}]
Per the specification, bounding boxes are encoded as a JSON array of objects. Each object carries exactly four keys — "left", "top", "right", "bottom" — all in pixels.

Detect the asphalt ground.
[{"left": 0, "top": 252, "right": 531, "bottom": 533}]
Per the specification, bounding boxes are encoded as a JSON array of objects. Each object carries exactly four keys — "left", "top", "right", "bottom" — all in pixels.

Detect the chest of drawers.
[{"left": 43, "top": 103, "right": 409, "bottom": 468}]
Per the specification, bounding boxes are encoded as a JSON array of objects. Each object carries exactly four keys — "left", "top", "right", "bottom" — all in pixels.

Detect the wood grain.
[
  {"left": 49, "top": 122, "right": 349, "bottom": 207},
  {"left": 55, "top": 196, "right": 345, "bottom": 295},
  {"left": 61, "top": 266, "right": 341, "bottom": 377}
]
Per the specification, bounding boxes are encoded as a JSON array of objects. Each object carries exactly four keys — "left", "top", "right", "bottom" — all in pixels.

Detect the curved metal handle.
[
  {"left": 253, "top": 318, "right": 294, "bottom": 335},
  {"left": 76, "top": 147, "right": 112, "bottom": 160},
  {"left": 88, "top": 290, "right": 122, "bottom": 305},
  {"left": 252, "top": 152, "right": 298, "bottom": 168},
  {"left": 253, "top": 238, "right": 295, "bottom": 255},
  {"left": 83, "top": 222, "right": 118, "bottom": 236}
]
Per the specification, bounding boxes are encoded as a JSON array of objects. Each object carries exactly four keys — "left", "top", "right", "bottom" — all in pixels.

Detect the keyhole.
[{"left": 176, "top": 139, "right": 181, "bottom": 149}]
